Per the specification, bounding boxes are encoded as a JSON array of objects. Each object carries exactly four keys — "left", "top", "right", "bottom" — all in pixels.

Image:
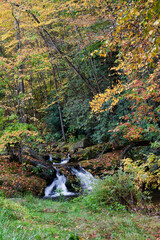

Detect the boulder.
[
  {"left": 72, "top": 142, "right": 112, "bottom": 160},
  {"left": 69, "top": 137, "right": 92, "bottom": 154}
]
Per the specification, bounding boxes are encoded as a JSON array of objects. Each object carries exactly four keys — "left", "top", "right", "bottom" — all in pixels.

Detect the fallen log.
[{"left": 22, "top": 146, "right": 56, "bottom": 183}]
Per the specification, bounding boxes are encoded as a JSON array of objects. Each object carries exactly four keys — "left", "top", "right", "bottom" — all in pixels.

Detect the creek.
[{"left": 44, "top": 155, "right": 96, "bottom": 198}]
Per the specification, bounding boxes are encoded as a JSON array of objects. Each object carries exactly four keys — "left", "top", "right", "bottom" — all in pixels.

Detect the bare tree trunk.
[
  {"left": 11, "top": 3, "right": 26, "bottom": 163},
  {"left": 43, "top": 38, "right": 66, "bottom": 142},
  {"left": 11, "top": 3, "right": 26, "bottom": 124},
  {"left": 51, "top": 64, "right": 66, "bottom": 142}
]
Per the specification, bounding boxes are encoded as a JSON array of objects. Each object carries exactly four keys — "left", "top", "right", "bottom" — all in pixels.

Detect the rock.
[
  {"left": 69, "top": 137, "right": 92, "bottom": 153},
  {"left": 72, "top": 143, "right": 112, "bottom": 160},
  {"left": 80, "top": 150, "right": 122, "bottom": 177}
]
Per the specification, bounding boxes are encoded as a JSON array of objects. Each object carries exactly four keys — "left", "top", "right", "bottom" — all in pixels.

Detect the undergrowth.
[
  {"left": 0, "top": 156, "right": 46, "bottom": 197},
  {"left": 77, "top": 170, "right": 147, "bottom": 212}
]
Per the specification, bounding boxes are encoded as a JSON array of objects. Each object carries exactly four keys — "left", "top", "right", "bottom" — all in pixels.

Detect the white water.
[
  {"left": 44, "top": 168, "right": 75, "bottom": 197},
  {"left": 60, "top": 154, "right": 71, "bottom": 165},
  {"left": 45, "top": 154, "right": 96, "bottom": 197},
  {"left": 49, "top": 154, "right": 53, "bottom": 161},
  {"left": 71, "top": 166, "right": 96, "bottom": 191},
  {"left": 61, "top": 159, "right": 69, "bottom": 164},
  {"left": 49, "top": 154, "right": 56, "bottom": 165}
]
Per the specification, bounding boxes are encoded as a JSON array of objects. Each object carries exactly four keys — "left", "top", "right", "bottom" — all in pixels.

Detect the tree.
[
  {"left": 1, "top": 0, "right": 158, "bottom": 148},
  {"left": 90, "top": 0, "right": 160, "bottom": 144}
]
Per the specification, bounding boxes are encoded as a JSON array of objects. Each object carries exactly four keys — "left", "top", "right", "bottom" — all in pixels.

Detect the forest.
[{"left": 0, "top": 0, "right": 160, "bottom": 239}]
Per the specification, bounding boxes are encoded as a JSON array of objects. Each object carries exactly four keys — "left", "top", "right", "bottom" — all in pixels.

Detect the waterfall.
[
  {"left": 44, "top": 167, "right": 75, "bottom": 197},
  {"left": 60, "top": 153, "right": 71, "bottom": 165},
  {"left": 44, "top": 154, "right": 96, "bottom": 198},
  {"left": 71, "top": 166, "right": 95, "bottom": 191},
  {"left": 49, "top": 154, "right": 53, "bottom": 162}
]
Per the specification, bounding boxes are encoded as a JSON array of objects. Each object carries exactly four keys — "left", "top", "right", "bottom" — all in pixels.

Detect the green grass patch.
[{"left": 0, "top": 194, "right": 159, "bottom": 240}]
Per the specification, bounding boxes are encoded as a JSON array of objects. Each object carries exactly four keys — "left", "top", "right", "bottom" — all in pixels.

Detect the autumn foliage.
[
  {"left": 0, "top": 0, "right": 159, "bottom": 195},
  {"left": 0, "top": 156, "right": 46, "bottom": 197},
  {"left": 89, "top": 0, "right": 160, "bottom": 143}
]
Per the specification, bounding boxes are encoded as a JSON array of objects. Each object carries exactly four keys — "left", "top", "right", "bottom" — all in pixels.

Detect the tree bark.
[
  {"left": 38, "top": 30, "right": 66, "bottom": 142},
  {"left": 50, "top": 62, "right": 66, "bottom": 142},
  {"left": 11, "top": 3, "right": 26, "bottom": 124}
]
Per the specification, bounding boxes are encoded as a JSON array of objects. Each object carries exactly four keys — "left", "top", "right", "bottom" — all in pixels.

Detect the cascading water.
[
  {"left": 71, "top": 166, "right": 95, "bottom": 191},
  {"left": 49, "top": 154, "right": 53, "bottom": 162},
  {"left": 60, "top": 153, "right": 71, "bottom": 165},
  {"left": 44, "top": 154, "right": 96, "bottom": 198},
  {"left": 44, "top": 167, "right": 75, "bottom": 197}
]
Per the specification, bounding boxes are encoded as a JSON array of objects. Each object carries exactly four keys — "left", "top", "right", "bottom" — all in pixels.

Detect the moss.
[{"left": 72, "top": 143, "right": 112, "bottom": 160}]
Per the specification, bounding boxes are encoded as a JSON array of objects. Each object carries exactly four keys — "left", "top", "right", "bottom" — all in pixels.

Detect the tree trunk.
[
  {"left": 11, "top": 3, "right": 26, "bottom": 124},
  {"left": 11, "top": 3, "right": 26, "bottom": 163},
  {"left": 51, "top": 62, "right": 66, "bottom": 142},
  {"left": 37, "top": 30, "right": 66, "bottom": 142}
]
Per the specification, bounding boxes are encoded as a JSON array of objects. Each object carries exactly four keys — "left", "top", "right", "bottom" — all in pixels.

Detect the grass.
[{"left": 0, "top": 195, "right": 160, "bottom": 240}]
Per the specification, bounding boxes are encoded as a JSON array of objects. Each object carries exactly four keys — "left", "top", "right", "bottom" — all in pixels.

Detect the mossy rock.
[
  {"left": 73, "top": 143, "right": 112, "bottom": 160},
  {"left": 55, "top": 142, "right": 69, "bottom": 153},
  {"left": 50, "top": 153, "right": 62, "bottom": 162},
  {"left": 68, "top": 138, "right": 92, "bottom": 154}
]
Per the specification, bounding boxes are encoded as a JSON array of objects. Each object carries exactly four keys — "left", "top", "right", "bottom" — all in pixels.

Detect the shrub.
[
  {"left": 80, "top": 171, "right": 145, "bottom": 211},
  {"left": 123, "top": 153, "right": 160, "bottom": 191},
  {"left": 0, "top": 120, "right": 43, "bottom": 160}
]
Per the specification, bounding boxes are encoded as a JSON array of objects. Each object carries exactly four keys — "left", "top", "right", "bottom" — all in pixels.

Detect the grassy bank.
[{"left": 0, "top": 195, "right": 160, "bottom": 240}]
